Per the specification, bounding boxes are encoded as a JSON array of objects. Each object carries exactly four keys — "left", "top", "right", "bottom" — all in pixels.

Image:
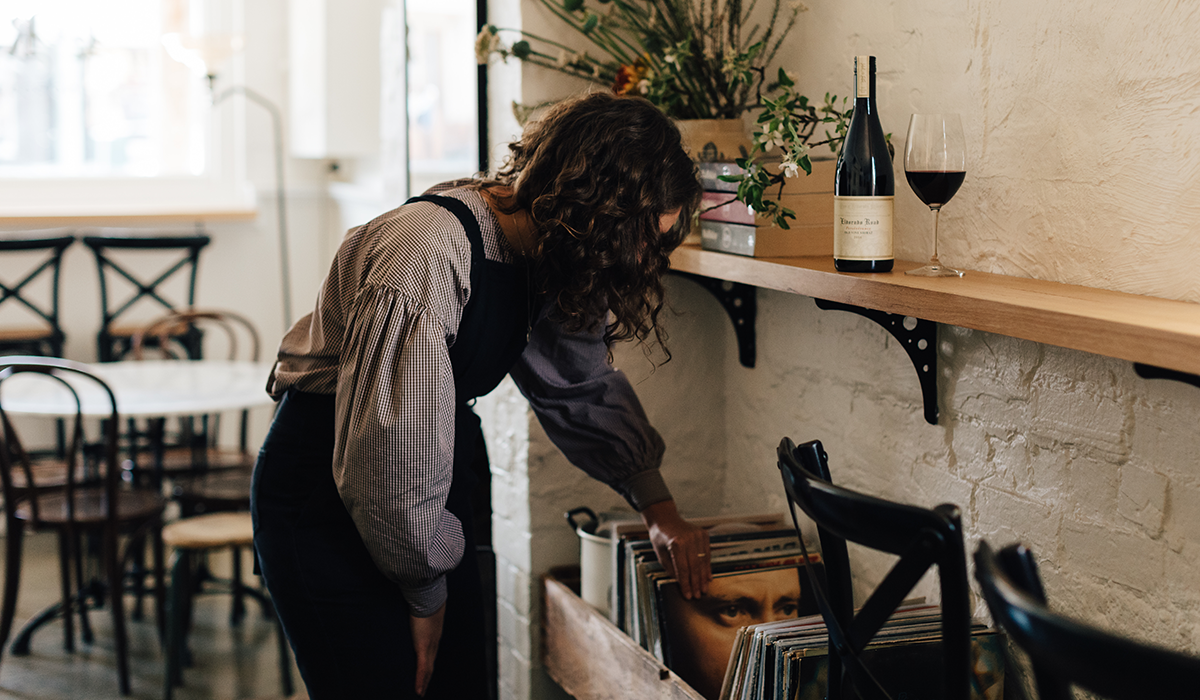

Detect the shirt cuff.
[
  {"left": 617, "top": 469, "right": 673, "bottom": 512},
  {"left": 401, "top": 576, "right": 449, "bottom": 617}
]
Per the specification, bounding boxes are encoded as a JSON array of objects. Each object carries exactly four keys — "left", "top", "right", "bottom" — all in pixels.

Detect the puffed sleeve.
[
  {"left": 331, "top": 285, "right": 464, "bottom": 617},
  {"left": 508, "top": 314, "right": 672, "bottom": 511}
]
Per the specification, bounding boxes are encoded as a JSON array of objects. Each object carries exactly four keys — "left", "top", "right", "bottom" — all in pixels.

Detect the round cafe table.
[
  {"left": 0, "top": 359, "right": 276, "bottom": 418},
  {"left": 0, "top": 358, "right": 277, "bottom": 657}
]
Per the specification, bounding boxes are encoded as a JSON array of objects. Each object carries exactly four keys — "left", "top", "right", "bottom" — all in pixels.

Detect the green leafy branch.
[{"left": 720, "top": 69, "right": 852, "bottom": 228}]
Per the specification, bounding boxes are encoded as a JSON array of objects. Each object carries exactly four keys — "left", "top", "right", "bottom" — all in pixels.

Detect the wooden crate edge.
[{"left": 543, "top": 574, "right": 706, "bottom": 700}]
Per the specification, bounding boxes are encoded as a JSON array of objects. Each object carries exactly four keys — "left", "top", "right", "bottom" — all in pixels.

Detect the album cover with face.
[{"left": 655, "top": 558, "right": 823, "bottom": 700}]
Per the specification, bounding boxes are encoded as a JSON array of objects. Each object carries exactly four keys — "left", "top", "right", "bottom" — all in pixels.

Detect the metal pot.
[{"left": 566, "top": 506, "right": 612, "bottom": 615}]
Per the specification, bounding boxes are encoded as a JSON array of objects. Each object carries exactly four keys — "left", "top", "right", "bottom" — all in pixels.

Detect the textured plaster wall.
[
  {"left": 484, "top": 1, "right": 1200, "bottom": 698},
  {"left": 781, "top": 0, "right": 1200, "bottom": 299}
]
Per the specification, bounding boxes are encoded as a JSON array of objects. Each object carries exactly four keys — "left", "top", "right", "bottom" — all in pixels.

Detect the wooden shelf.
[
  {"left": 543, "top": 574, "right": 704, "bottom": 700},
  {"left": 671, "top": 245, "right": 1200, "bottom": 377},
  {"left": 0, "top": 208, "right": 258, "bottom": 227}
]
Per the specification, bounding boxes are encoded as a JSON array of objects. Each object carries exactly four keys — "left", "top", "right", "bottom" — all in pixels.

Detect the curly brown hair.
[{"left": 491, "top": 92, "right": 701, "bottom": 353}]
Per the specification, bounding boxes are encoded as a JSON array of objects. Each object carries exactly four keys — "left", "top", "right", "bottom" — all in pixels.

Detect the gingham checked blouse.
[{"left": 267, "top": 182, "right": 671, "bottom": 615}]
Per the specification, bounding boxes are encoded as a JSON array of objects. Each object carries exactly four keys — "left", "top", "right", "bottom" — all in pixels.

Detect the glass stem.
[{"left": 929, "top": 206, "right": 942, "bottom": 266}]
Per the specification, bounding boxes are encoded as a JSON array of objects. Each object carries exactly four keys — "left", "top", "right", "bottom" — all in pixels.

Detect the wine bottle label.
[
  {"left": 834, "top": 196, "right": 894, "bottom": 260},
  {"left": 856, "top": 55, "right": 870, "bottom": 97}
]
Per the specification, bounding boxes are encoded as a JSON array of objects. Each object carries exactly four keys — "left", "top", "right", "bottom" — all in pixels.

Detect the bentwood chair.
[
  {"left": 81, "top": 234, "right": 210, "bottom": 362},
  {"left": 130, "top": 310, "right": 263, "bottom": 625},
  {"left": 0, "top": 357, "right": 166, "bottom": 696},
  {"left": 974, "top": 541, "right": 1200, "bottom": 700},
  {"left": 776, "top": 437, "right": 972, "bottom": 700},
  {"left": 129, "top": 309, "right": 260, "bottom": 508},
  {"left": 0, "top": 235, "right": 74, "bottom": 359}
]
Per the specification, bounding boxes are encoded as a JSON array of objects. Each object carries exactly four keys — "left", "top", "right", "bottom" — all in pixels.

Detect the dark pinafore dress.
[{"left": 251, "top": 194, "right": 530, "bottom": 699}]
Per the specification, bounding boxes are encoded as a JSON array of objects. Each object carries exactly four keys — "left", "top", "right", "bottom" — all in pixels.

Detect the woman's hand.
[
  {"left": 640, "top": 499, "right": 712, "bottom": 599},
  {"left": 410, "top": 603, "right": 446, "bottom": 696}
]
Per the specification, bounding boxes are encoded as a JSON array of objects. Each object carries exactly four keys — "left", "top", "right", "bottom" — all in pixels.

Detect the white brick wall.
[
  {"left": 480, "top": 280, "right": 1200, "bottom": 699},
  {"left": 481, "top": 1, "right": 1200, "bottom": 696}
]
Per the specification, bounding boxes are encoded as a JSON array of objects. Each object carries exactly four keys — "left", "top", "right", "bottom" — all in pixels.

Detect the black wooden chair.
[
  {"left": 974, "top": 540, "right": 1200, "bottom": 700},
  {"left": 0, "top": 357, "right": 166, "bottom": 696},
  {"left": 0, "top": 235, "right": 74, "bottom": 358},
  {"left": 776, "top": 437, "right": 972, "bottom": 700},
  {"left": 81, "top": 234, "right": 210, "bottom": 362}
]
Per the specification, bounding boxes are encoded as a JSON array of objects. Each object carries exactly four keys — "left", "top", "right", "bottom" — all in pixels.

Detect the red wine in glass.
[
  {"left": 905, "top": 170, "right": 966, "bottom": 209},
  {"left": 904, "top": 114, "right": 966, "bottom": 277}
]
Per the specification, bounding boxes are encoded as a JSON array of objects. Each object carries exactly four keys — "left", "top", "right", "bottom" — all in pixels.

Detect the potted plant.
[{"left": 476, "top": 0, "right": 853, "bottom": 228}]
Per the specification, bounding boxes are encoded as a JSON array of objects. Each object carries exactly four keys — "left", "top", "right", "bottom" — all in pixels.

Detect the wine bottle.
[{"left": 834, "top": 55, "right": 894, "bottom": 272}]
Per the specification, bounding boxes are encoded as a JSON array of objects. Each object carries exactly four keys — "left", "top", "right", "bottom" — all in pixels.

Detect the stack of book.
[
  {"left": 696, "top": 159, "right": 836, "bottom": 258},
  {"left": 720, "top": 603, "right": 1006, "bottom": 700}
]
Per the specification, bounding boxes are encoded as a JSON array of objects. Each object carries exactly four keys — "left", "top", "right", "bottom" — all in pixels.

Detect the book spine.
[
  {"left": 697, "top": 161, "right": 745, "bottom": 192},
  {"left": 700, "top": 220, "right": 758, "bottom": 256},
  {"left": 700, "top": 191, "right": 756, "bottom": 225}
]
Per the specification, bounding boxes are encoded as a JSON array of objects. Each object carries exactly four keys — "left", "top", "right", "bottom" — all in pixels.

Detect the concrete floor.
[{"left": 0, "top": 530, "right": 305, "bottom": 700}]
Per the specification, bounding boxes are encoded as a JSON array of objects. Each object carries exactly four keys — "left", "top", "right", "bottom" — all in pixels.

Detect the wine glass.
[{"left": 904, "top": 114, "right": 966, "bottom": 277}]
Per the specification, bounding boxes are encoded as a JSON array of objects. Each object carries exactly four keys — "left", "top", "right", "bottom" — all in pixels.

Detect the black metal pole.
[
  {"left": 476, "top": 0, "right": 489, "bottom": 175},
  {"left": 211, "top": 84, "right": 294, "bottom": 330}
]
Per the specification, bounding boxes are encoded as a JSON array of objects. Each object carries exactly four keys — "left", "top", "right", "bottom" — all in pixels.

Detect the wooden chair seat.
[
  {"left": 163, "top": 510, "right": 293, "bottom": 699},
  {"left": 14, "top": 488, "right": 165, "bottom": 525},
  {"left": 175, "top": 469, "right": 251, "bottom": 502},
  {"left": 6, "top": 458, "right": 91, "bottom": 491},
  {"left": 0, "top": 327, "right": 56, "bottom": 343},
  {"left": 156, "top": 445, "right": 254, "bottom": 474},
  {"left": 162, "top": 512, "right": 253, "bottom": 550}
]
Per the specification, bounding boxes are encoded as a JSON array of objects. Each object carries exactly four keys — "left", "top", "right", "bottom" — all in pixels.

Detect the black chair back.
[
  {"left": 131, "top": 309, "right": 260, "bottom": 362},
  {"left": 81, "top": 234, "right": 210, "bottom": 361},
  {"left": 777, "top": 437, "right": 972, "bottom": 700},
  {"left": 0, "top": 357, "right": 121, "bottom": 531},
  {"left": 130, "top": 309, "right": 262, "bottom": 477},
  {"left": 0, "top": 235, "right": 75, "bottom": 357},
  {"left": 974, "top": 541, "right": 1200, "bottom": 700}
]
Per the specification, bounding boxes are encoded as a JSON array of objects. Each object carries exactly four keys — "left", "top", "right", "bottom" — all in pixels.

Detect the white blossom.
[
  {"left": 777, "top": 160, "right": 800, "bottom": 178},
  {"left": 638, "top": 78, "right": 651, "bottom": 94},
  {"left": 759, "top": 127, "right": 786, "bottom": 153}
]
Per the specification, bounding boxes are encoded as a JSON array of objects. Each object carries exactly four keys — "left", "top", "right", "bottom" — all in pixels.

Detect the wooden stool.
[{"left": 161, "top": 512, "right": 293, "bottom": 700}]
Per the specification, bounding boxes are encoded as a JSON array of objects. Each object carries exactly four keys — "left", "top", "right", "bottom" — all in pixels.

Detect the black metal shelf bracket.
[
  {"left": 668, "top": 271, "right": 757, "bottom": 368},
  {"left": 1133, "top": 363, "right": 1200, "bottom": 390},
  {"left": 814, "top": 298, "right": 940, "bottom": 425}
]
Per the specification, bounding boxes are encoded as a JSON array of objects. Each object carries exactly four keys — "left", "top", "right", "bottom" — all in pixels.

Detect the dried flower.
[
  {"left": 477, "top": 0, "right": 805, "bottom": 120},
  {"left": 474, "top": 25, "right": 501, "bottom": 65},
  {"left": 613, "top": 61, "right": 648, "bottom": 96},
  {"left": 479, "top": 0, "right": 858, "bottom": 224}
]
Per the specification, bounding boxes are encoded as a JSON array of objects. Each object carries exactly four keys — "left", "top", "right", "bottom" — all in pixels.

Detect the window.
[
  {"left": 406, "top": 0, "right": 482, "bottom": 196},
  {"left": 0, "top": 0, "right": 227, "bottom": 178}
]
